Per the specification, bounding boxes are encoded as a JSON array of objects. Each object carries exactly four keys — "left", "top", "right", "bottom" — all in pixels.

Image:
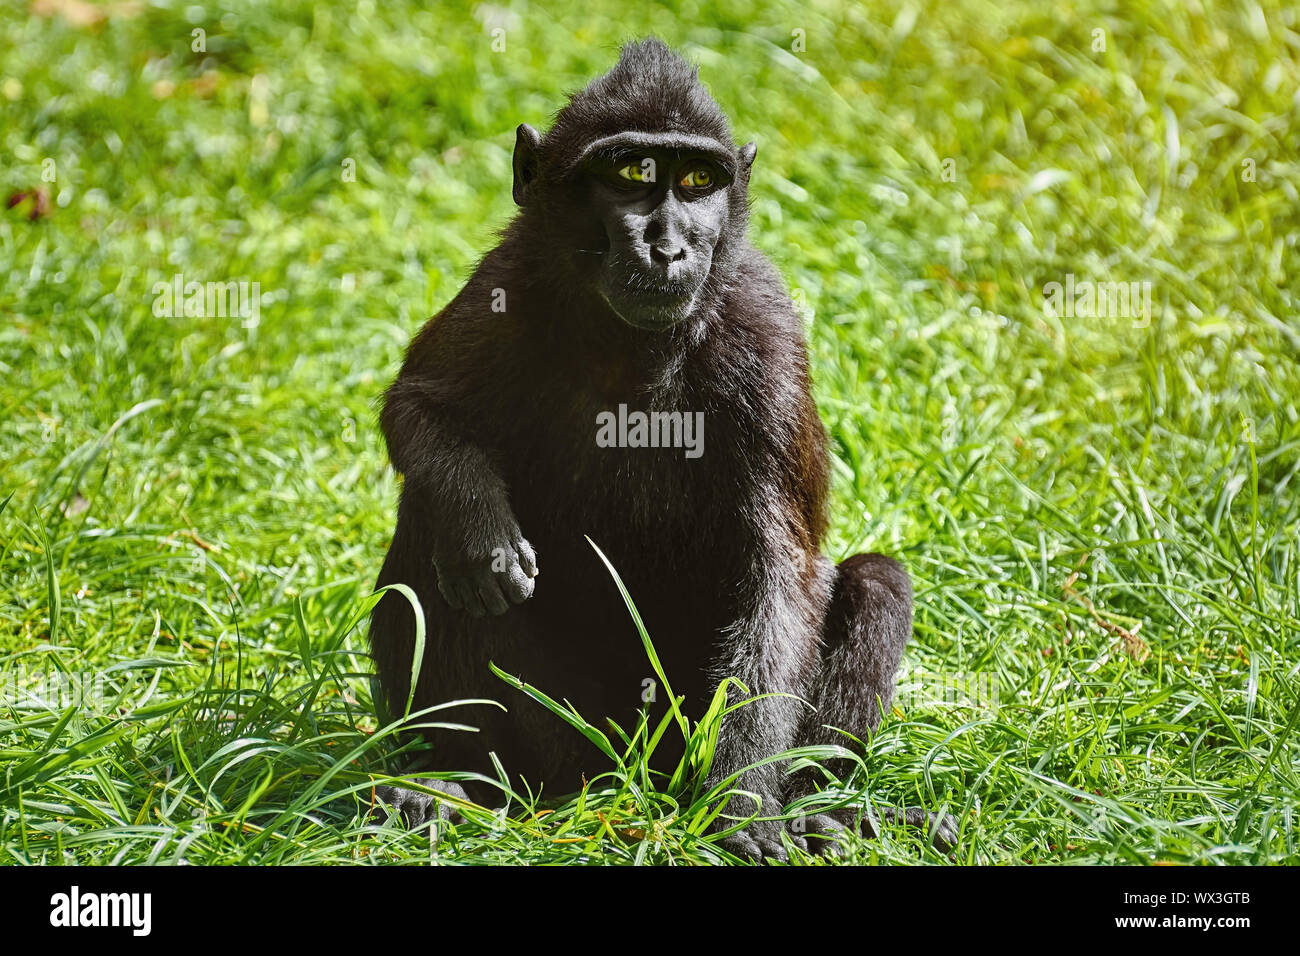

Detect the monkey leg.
[
  {"left": 792, "top": 553, "right": 958, "bottom": 853},
  {"left": 803, "top": 552, "right": 913, "bottom": 745}
]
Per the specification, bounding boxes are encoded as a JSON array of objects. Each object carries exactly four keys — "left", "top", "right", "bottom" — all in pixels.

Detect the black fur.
[{"left": 367, "top": 38, "right": 951, "bottom": 860}]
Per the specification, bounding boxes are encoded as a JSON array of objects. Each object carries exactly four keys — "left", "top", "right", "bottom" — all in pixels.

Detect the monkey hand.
[{"left": 434, "top": 529, "right": 538, "bottom": 617}]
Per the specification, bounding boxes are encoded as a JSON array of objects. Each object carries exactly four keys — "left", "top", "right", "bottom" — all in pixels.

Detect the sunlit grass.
[{"left": 1, "top": 0, "right": 1297, "bottom": 864}]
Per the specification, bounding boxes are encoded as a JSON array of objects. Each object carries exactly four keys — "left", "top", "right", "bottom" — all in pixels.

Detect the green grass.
[{"left": 2, "top": 0, "right": 1298, "bottom": 865}]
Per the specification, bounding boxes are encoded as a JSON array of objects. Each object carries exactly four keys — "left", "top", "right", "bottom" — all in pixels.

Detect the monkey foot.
[
  {"left": 804, "top": 806, "right": 958, "bottom": 855},
  {"left": 716, "top": 820, "right": 804, "bottom": 863},
  {"left": 369, "top": 778, "right": 470, "bottom": 828}
]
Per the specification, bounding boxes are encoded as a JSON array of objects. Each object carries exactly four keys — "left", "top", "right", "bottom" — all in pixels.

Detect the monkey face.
[
  {"left": 514, "top": 125, "right": 756, "bottom": 331},
  {"left": 580, "top": 143, "right": 735, "bottom": 330}
]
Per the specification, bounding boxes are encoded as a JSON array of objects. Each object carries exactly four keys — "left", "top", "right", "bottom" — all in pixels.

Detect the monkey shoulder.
[
  {"left": 399, "top": 251, "right": 532, "bottom": 383},
  {"left": 706, "top": 250, "right": 815, "bottom": 403},
  {"left": 722, "top": 249, "right": 810, "bottom": 352},
  {"left": 691, "top": 250, "right": 826, "bottom": 480}
]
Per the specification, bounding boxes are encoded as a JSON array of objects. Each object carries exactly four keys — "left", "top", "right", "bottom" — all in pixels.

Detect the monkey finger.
[
  {"left": 784, "top": 829, "right": 808, "bottom": 854},
  {"left": 436, "top": 573, "right": 464, "bottom": 611},
  {"left": 502, "top": 563, "right": 536, "bottom": 604},
  {"left": 514, "top": 538, "right": 538, "bottom": 578},
  {"left": 473, "top": 571, "right": 511, "bottom": 616},
  {"left": 718, "top": 831, "right": 764, "bottom": 863},
  {"left": 453, "top": 577, "right": 488, "bottom": 618},
  {"left": 800, "top": 813, "right": 848, "bottom": 856}
]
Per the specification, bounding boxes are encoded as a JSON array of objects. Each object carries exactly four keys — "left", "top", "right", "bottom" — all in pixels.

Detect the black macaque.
[{"left": 367, "top": 38, "right": 955, "bottom": 860}]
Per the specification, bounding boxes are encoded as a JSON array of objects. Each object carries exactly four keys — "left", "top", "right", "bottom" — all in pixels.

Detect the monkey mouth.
[
  {"left": 606, "top": 269, "right": 704, "bottom": 302},
  {"left": 596, "top": 248, "right": 709, "bottom": 328},
  {"left": 600, "top": 283, "right": 699, "bottom": 330},
  {"left": 632, "top": 281, "right": 697, "bottom": 303}
]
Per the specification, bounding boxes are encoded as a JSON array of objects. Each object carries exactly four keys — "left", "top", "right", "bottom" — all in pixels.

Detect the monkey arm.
[
  {"left": 379, "top": 368, "right": 538, "bottom": 617},
  {"left": 382, "top": 379, "right": 507, "bottom": 529}
]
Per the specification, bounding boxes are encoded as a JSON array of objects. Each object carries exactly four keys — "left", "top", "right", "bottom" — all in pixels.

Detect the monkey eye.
[
  {"left": 616, "top": 159, "right": 657, "bottom": 184},
  {"left": 678, "top": 166, "right": 713, "bottom": 189}
]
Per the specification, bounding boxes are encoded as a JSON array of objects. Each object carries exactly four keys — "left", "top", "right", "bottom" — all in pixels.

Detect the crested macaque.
[{"left": 368, "top": 38, "right": 953, "bottom": 860}]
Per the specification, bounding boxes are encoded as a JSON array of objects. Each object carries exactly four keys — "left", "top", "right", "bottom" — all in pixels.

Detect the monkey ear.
[
  {"left": 739, "top": 141, "right": 757, "bottom": 174},
  {"left": 513, "top": 124, "right": 541, "bottom": 206}
]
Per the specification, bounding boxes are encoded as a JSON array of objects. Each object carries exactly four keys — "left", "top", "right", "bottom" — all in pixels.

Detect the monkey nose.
[{"left": 649, "top": 243, "right": 687, "bottom": 265}]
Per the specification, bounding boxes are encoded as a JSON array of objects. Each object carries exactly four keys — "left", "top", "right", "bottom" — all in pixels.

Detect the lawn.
[{"left": 1, "top": 0, "right": 1297, "bottom": 865}]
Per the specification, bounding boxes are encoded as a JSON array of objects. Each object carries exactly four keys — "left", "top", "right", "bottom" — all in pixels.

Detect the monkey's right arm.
[{"left": 379, "top": 327, "right": 537, "bottom": 617}]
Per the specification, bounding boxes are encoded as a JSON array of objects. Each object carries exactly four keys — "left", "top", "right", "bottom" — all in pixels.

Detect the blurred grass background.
[{"left": 1, "top": 0, "right": 1298, "bottom": 864}]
